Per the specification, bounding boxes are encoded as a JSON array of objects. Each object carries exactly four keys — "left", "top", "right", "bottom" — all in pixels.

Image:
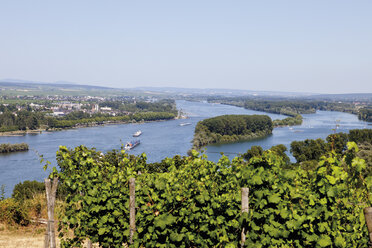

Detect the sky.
[{"left": 0, "top": 1, "right": 371, "bottom": 94}]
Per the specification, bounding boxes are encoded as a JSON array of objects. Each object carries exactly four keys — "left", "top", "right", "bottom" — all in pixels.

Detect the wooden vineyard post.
[
  {"left": 241, "top": 188, "right": 249, "bottom": 248},
  {"left": 87, "top": 239, "right": 92, "bottom": 248},
  {"left": 364, "top": 207, "right": 372, "bottom": 247},
  {"left": 129, "top": 178, "right": 136, "bottom": 245},
  {"left": 44, "top": 232, "right": 49, "bottom": 248},
  {"left": 45, "top": 178, "right": 58, "bottom": 248}
]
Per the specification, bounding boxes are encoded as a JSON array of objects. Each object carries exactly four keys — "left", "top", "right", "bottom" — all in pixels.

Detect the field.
[{"left": 0, "top": 224, "right": 50, "bottom": 248}]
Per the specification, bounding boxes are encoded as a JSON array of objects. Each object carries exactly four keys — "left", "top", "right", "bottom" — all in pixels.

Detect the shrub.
[
  {"left": 12, "top": 180, "right": 68, "bottom": 202},
  {"left": 0, "top": 198, "right": 30, "bottom": 226},
  {"left": 12, "top": 180, "right": 45, "bottom": 201}
]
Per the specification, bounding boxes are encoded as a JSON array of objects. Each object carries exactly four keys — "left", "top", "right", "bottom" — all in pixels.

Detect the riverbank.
[
  {"left": 0, "top": 115, "right": 177, "bottom": 137},
  {"left": 193, "top": 130, "right": 272, "bottom": 150},
  {"left": 0, "top": 130, "right": 43, "bottom": 137}
]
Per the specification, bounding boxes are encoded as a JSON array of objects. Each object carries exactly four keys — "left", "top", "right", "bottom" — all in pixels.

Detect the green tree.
[
  {"left": 242, "top": 145, "right": 263, "bottom": 161},
  {"left": 270, "top": 144, "right": 290, "bottom": 164},
  {"left": 28, "top": 115, "right": 39, "bottom": 130},
  {"left": 290, "top": 138, "right": 326, "bottom": 163}
]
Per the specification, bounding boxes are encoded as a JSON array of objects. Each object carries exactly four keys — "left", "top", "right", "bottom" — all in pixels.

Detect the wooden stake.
[
  {"left": 87, "top": 239, "right": 92, "bottom": 248},
  {"left": 45, "top": 178, "right": 58, "bottom": 248},
  {"left": 129, "top": 178, "right": 136, "bottom": 244},
  {"left": 241, "top": 188, "right": 249, "bottom": 248},
  {"left": 44, "top": 230, "right": 49, "bottom": 248},
  {"left": 364, "top": 207, "right": 372, "bottom": 246}
]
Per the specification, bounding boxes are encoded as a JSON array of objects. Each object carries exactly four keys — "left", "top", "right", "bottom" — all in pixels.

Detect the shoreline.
[
  {"left": 0, "top": 118, "right": 178, "bottom": 137},
  {"left": 0, "top": 130, "right": 44, "bottom": 137},
  {"left": 200, "top": 132, "right": 273, "bottom": 149},
  {"left": 193, "top": 130, "right": 272, "bottom": 150}
]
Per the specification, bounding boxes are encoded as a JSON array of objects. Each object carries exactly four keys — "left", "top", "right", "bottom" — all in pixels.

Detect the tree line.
[
  {"left": 358, "top": 108, "right": 372, "bottom": 122},
  {"left": 47, "top": 112, "right": 176, "bottom": 129},
  {"left": 0, "top": 110, "right": 176, "bottom": 131},
  {"left": 290, "top": 129, "right": 372, "bottom": 163},
  {"left": 99, "top": 99, "right": 176, "bottom": 113},
  {"left": 208, "top": 97, "right": 368, "bottom": 119},
  {"left": 244, "top": 100, "right": 316, "bottom": 116},
  {"left": 0, "top": 110, "right": 43, "bottom": 131},
  {"left": 220, "top": 128, "right": 372, "bottom": 180}
]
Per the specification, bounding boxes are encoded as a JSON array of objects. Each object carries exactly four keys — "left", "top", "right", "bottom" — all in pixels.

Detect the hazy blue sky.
[{"left": 1, "top": 1, "right": 371, "bottom": 93}]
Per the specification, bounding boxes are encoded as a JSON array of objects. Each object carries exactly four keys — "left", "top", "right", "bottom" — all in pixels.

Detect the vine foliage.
[{"left": 52, "top": 142, "right": 372, "bottom": 247}]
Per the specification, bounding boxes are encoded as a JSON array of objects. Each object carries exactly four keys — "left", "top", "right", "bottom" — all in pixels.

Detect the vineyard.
[{"left": 41, "top": 141, "right": 372, "bottom": 248}]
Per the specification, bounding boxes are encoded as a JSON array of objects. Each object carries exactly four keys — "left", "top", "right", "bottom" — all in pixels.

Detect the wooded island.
[{"left": 192, "top": 114, "right": 273, "bottom": 149}]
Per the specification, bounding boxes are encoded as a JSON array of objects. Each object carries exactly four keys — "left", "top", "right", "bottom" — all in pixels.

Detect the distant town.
[
  {"left": 0, "top": 90, "right": 177, "bottom": 133},
  {"left": 0, "top": 94, "right": 160, "bottom": 117}
]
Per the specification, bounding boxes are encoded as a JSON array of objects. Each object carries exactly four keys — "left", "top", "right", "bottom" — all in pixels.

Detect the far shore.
[
  {"left": 0, "top": 129, "right": 44, "bottom": 137},
  {"left": 0, "top": 117, "right": 179, "bottom": 137}
]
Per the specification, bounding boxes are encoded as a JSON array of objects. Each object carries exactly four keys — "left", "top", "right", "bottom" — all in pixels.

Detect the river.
[{"left": 0, "top": 100, "right": 370, "bottom": 197}]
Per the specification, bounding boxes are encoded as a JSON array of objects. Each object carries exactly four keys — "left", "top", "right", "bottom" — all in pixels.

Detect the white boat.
[
  {"left": 125, "top": 140, "right": 140, "bottom": 150},
  {"left": 133, "top": 130, "right": 142, "bottom": 137},
  {"left": 179, "top": 122, "right": 191, "bottom": 126}
]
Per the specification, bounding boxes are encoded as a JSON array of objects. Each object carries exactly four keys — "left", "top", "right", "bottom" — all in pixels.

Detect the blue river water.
[{"left": 0, "top": 100, "right": 370, "bottom": 197}]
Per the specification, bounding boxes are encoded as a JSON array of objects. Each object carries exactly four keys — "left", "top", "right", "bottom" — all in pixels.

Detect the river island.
[{"left": 192, "top": 114, "right": 273, "bottom": 149}]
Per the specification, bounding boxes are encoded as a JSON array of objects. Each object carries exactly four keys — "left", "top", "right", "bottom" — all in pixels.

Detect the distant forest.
[
  {"left": 207, "top": 98, "right": 372, "bottom": 124},
  {"left": 209, "top": 98, "right": 358, "bottom": 115}
]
